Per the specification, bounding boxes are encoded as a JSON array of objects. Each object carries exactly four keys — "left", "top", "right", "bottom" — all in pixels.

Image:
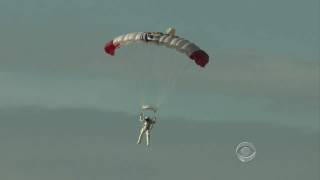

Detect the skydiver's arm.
[{"left": 139, "top": 113, "right": 144, "bottom": 122}]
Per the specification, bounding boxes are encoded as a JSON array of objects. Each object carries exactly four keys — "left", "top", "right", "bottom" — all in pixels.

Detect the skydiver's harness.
[{"left": 145, "top": 118, "right": 156, "bottom": 130}]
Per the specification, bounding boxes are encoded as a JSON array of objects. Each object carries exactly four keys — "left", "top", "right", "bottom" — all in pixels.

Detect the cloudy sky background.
[{"left": 0, "top": 0, "right": 319, "bottom": 179}]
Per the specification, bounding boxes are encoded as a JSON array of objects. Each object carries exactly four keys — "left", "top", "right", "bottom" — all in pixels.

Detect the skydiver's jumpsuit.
[{"left": 137, "top": 114, "right": 156, "bottom": 147}]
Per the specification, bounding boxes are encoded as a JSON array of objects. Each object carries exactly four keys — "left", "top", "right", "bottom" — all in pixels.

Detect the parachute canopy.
[
  {"left": 104, "top": 28, "right": 209, "bottom": 67},
  {"left": 141, "top": 105, "right": 157, "bottom": 113}
]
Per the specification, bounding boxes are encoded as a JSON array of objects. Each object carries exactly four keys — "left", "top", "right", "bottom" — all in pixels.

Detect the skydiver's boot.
[
  {"left": 137, "top": 128, "right": 145, "bottom": 144},
  {"left": 146, "top": 131, "right": 150, "bottom": 147},
  {"left": 137, "top": 133, "right": 142, "bottom": 144},
  {"left": 137, "top": 138, "right": 141, "bottom": 144}
]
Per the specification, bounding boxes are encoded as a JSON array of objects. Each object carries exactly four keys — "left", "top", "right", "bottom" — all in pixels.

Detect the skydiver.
[{"left": 136, "top": 112, "right": 156, "bottom": 147}]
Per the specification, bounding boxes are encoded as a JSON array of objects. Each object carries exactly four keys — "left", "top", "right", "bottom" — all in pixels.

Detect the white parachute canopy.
[
  {"left": 104, "top": 27, "right": 209, "bottom": 67},
  {"left": 141, "top": 105, "right": 157, "bottom": 113}
]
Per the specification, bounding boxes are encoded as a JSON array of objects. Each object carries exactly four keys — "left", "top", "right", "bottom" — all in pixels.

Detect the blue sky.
[{"left": 0, "top": 0, "right": 319, "bottom": 131}]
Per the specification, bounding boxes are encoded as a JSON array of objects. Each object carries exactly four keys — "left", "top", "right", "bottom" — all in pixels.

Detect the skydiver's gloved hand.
[{"left": 139, "top": 113, "right": 144, "bottom": 121}]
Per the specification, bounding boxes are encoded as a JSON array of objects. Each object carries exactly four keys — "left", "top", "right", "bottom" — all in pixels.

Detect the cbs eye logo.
[{"left": 235, "top": 141, "right": 256, "bottom": 162}]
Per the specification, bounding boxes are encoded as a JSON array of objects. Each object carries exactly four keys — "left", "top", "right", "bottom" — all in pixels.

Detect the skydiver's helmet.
[{"left": 144, "top": 116, "right": 151, "bottom": 122}]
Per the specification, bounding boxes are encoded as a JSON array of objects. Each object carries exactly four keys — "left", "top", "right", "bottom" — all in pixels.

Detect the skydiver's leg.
[
  {"left": 146, "top": 130, "right": 150, "bottom": 147},
  {"left": 137, "top": 127, "right": 146, "bottom": 144}
]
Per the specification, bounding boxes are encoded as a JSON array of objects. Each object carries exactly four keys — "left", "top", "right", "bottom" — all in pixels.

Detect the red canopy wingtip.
[
  {"left": 190, "top": 50, "right": 209, "bottom": 68},
  {"left": 104, "top": 40, "right": 119, "bottom": 56}
]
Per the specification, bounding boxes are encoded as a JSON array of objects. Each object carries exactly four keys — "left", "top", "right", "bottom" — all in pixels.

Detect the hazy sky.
[
  {"left": 0, "top": 0, "right": 319, "bottom": 131},
  {"left": 0, "top": 1, "right": 319, "bottom": 179},
  {"left": 0, "top": 108, "right": 319, "bottom": 180}
]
